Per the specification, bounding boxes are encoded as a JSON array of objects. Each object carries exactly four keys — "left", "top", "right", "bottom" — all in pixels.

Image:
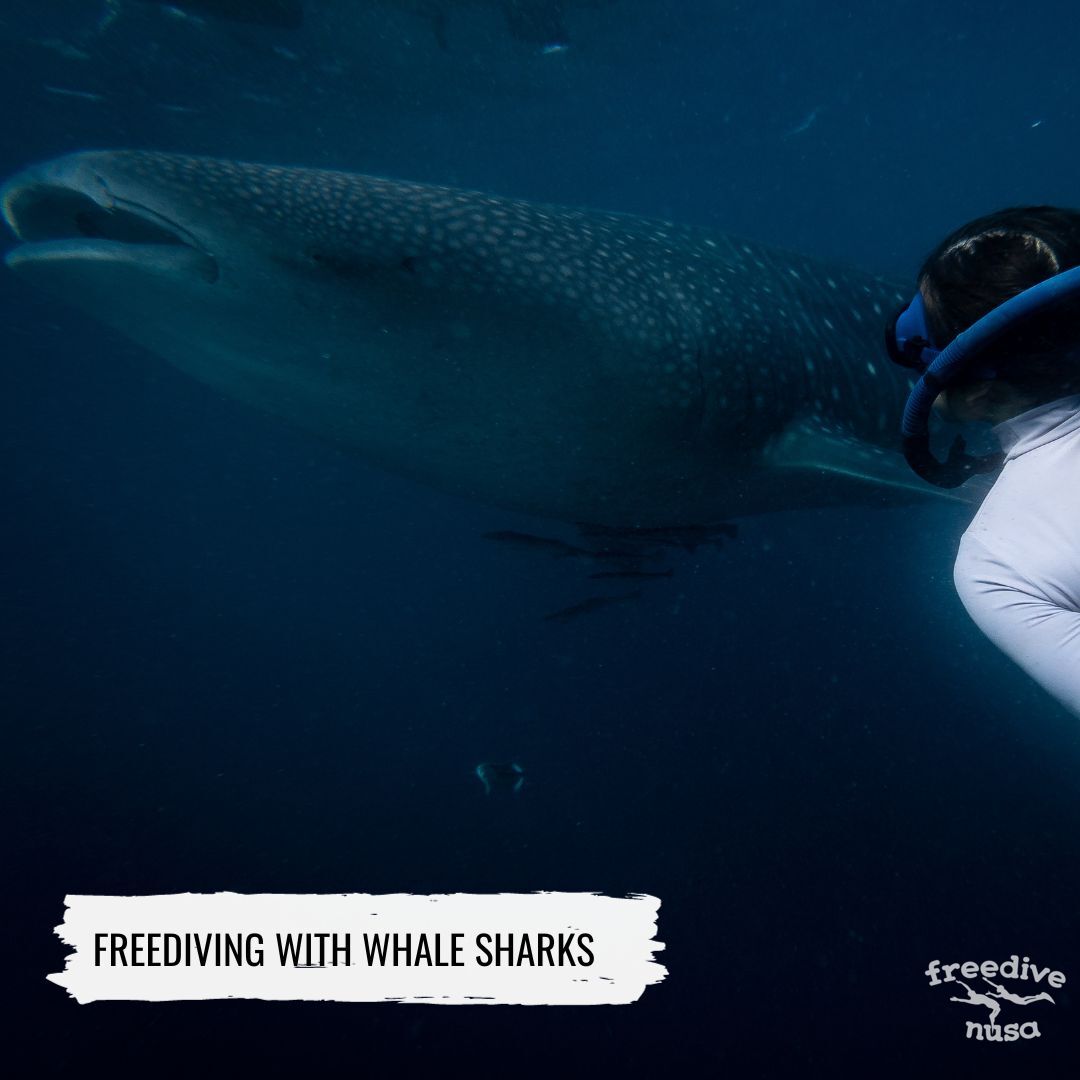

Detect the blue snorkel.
[{"left": 886, "top": 265, "right": 1080, "bottom": 487}]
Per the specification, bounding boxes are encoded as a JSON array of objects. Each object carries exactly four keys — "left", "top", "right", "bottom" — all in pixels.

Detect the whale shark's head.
[
  {"left": 0, "top": 150, "right": 316, "bottom": 400},
  {"left": 0, "top": 150, "right": 457, "bottom": 453},
  {"left": 3, "top": 151, "right": 221, "bottom": 314}
]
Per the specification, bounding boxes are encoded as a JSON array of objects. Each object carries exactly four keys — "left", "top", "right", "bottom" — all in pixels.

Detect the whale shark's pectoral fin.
[{"left": 762, "top": 420, "right": 986, "bottom": 504}]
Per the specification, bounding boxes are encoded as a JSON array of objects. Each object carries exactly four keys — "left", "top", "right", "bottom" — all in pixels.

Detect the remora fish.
[
  {"left": 483, "top": 530, "right": 587, "bottom": 557},
  {"left": 2, "top": 151, "right": 953, "bottom": 526},
  {"left": 578, "top": 521, "right": 738, "bottom": 551}
]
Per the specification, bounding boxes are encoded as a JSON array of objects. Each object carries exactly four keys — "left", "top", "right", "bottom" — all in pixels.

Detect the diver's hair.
[{"left": 918, "top": 206, "right": 1080, "bottom": 395}]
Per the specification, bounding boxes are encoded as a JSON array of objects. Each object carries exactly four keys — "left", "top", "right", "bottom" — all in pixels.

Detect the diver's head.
[
  {"left": 917, "top": 206, "right": 1080, "bottom": 422},
  {"left": 885, "top": 206, "right": 1080, "bottom": 485}
]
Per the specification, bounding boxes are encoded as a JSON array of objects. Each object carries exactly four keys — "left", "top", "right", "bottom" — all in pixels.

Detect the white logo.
[{"left": 926, "top": 955, "right": 1065, "bottom": 1042}]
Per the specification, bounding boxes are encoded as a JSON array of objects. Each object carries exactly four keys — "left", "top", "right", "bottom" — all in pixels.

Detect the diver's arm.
[{"left": 954, "top": 537, "right": 1080, "bottom": 719}]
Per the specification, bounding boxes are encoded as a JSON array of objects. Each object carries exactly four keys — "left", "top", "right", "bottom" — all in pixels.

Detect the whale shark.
[{"left": 2, "top": 150, "right": 947, "bottom": 526}]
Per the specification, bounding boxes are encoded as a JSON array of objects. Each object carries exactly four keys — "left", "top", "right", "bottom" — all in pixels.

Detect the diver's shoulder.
[{"left": 954, "top": 471, "right": 1037, "bottom": 570}]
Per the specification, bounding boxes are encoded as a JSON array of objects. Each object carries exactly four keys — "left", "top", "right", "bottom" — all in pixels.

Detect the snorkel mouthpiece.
[{"left": 888, "top": 265, "right": 1080, "bottom": 487}]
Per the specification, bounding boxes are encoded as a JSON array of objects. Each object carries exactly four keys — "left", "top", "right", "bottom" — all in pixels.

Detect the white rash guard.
[{"left": 954, "top": 393, "right": 1080, "bottom": 717}]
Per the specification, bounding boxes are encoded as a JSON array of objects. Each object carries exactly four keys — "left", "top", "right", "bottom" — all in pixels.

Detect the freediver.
[
  {"left": 983, "top": 979, "right": 1055, "bottom": 1007},
  {"left": 948, "top": 981, "right": 1002, "bottom": 1025},
  {"left": 884, "top": 207, "right": 1080, "bottom": 717}
]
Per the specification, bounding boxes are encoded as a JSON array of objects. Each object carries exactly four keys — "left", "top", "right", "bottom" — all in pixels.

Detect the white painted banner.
[{"left": 49, "top": 892, "right": 666, "bottom": 1005}]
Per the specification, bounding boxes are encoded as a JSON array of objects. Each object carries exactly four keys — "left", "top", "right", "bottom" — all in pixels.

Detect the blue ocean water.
[{"left": 2, "top": 1, "right": 1077, "bottom": 1073}]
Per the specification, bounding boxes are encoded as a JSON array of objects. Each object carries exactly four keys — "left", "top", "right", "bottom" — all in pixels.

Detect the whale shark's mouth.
[{"left": 1, "top": 176, "right": 219, "bottom": 283}]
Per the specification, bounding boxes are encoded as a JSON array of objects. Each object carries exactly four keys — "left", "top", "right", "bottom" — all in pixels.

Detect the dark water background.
[{"left": 2, "top": 1, "right": 1078, "bottom": 1074}]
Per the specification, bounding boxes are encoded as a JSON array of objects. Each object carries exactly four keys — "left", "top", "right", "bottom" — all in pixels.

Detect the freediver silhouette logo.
[{"left": 926, "top": 955, "right": 1065, "bottom": 1042}]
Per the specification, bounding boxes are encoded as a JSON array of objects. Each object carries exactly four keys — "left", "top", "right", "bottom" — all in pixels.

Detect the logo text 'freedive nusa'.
[{"left": 926, "top": 955, "right": 1065, "bottom": 1043}]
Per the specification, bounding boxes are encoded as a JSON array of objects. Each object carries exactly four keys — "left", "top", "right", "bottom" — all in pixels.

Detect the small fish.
[
  {"left": 543, "top": 590, "right": 642, "bottom": 623},
  {"left": 589, "top": 569, "right": 674, "bottom": 580},
  {"left": 35, "top": 38, "right": 92, "bottom": 61},
  {"left": 578, "top": 521, "right": 737, "bottom": 552},
  {"left": 99, "top": 1, "right": 122, "bottom": 32},
  {"left": 43, "top": 85, "right": 106, "bottom": 103},
  {"left": 640, "top": 525, "right": 737, "bottom": 552},
  {"left": 783, "top": 106, "right": 822, "bottom": 139},
  {"left": 133, "top": 0, "right": 303, "bottom": 27},
  {"left": 579, "top": 547, "right": 659, "bottom": 563},
  {"left": 161, "top": 4, "right": 207, "bottom": 24},
  {"left": 1031, "top": 119, "right": 1045, "bottom": 129},
  {"left": 241, "top": 91, "right": 284, "bottom": 106}
]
